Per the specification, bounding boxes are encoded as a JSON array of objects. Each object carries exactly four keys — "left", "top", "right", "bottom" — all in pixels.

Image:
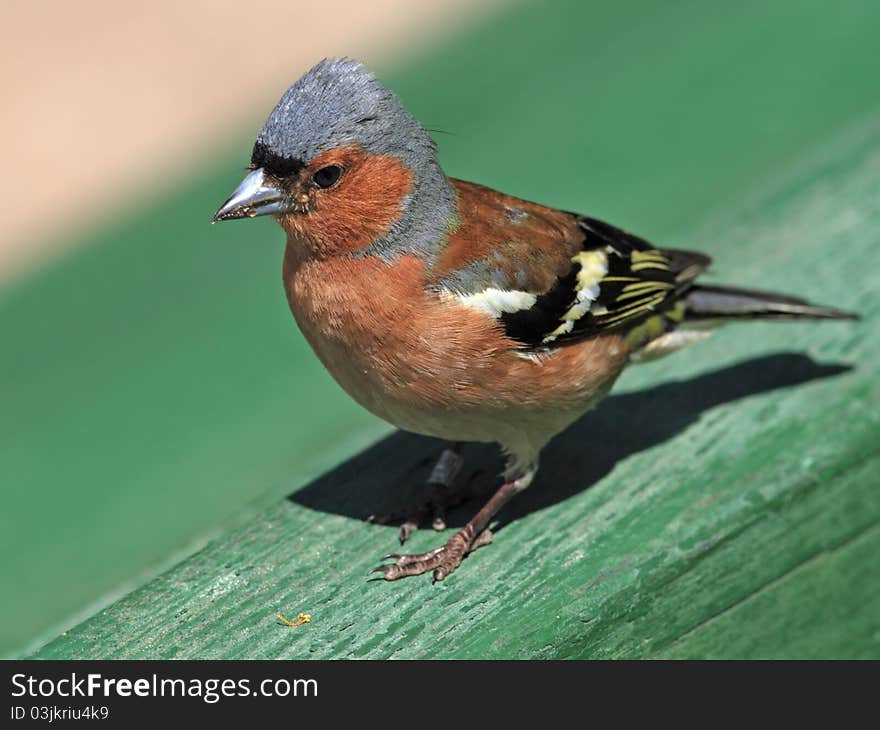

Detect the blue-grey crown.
[{"left": 252, "top": 58, "right": 437, "bottom": 174}]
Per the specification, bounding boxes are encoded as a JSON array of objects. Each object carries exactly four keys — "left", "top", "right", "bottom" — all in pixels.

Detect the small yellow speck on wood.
[{"left": 276, "top": 612, "right": 311, "bottom": 627}]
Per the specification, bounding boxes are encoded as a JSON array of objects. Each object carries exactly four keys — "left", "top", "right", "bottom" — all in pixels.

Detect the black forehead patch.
[{"left": 251, "top": 141, "right": 305, "bottom": 178}]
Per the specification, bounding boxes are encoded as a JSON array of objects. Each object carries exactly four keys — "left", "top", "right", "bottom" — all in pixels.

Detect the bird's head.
[{"left": 213, "top": 58, "right": 454, "bottom": 259}]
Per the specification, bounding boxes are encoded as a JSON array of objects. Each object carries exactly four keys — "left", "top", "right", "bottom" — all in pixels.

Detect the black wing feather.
[{"left": 501, "top": 216, "right": 711, "bottom": 349}]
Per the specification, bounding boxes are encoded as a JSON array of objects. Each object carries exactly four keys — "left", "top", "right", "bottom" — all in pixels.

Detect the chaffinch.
[{"left": 213, "top": 59, "right": 857, "bottom": 582}]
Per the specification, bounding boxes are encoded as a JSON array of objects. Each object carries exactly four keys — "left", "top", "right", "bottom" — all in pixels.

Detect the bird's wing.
[{"left": 429, "top": 180, "right": 710, "bottom": 350}]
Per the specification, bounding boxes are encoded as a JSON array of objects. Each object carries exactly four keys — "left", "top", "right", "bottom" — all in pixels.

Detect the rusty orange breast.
[{"left": 281, "top": 249, "right": 631, "bottom": 441}]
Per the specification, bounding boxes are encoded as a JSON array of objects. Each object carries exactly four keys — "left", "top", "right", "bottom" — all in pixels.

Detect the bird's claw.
[{"left": 368, "top": 529, "right": 493, "bottom": 582}]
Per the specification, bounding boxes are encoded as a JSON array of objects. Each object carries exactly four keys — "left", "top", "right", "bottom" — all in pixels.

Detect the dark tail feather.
[{"left": 684, "top": 285, "right": 859, "bottom": 321}]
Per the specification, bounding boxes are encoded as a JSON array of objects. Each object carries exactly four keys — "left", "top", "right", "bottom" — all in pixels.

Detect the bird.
[{"left": 213, "top": 58, "right": 858, "bottom": 582}]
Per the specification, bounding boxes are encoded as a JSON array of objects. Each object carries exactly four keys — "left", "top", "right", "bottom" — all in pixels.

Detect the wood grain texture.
[{"left": 33, "top": 117, "right": 880, "bottom": 659}]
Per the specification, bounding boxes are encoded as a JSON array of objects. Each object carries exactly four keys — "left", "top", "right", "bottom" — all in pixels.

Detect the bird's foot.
[
  {"left": 369, "top": 466, "right": 535, "bottom": 583},
  {"left": 366, "top": 446, "right": 469, "bottom": 543},
  {"left": 369, "top": 527, "right": 493, "bottom": 582}
]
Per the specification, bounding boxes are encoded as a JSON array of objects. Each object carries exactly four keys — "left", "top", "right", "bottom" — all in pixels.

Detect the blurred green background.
[{"left": 2, "top": 0, "right": 879, "bottom": 657}]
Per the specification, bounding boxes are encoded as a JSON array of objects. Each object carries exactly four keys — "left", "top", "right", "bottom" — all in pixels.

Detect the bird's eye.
[{"left": 312, "top": 165, "right": 343, "bottom": 189}]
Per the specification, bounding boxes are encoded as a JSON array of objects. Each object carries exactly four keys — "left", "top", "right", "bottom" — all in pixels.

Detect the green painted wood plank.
[
  {"left": 658, "top": 522, "right": 880, "bottom": 659},
  {"left": 31, "top": 114, "right": 879, "bottom": 659}
]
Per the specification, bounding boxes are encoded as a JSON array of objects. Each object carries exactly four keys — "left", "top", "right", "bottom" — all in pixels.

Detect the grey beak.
[{"left": 212, "top": 168, "right": 290, "bottom": 222}]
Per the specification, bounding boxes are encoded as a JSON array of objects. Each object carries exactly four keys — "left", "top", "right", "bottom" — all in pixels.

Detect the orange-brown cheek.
[{"left": 284, "top": 147, "right": 413, "bottom": 257}]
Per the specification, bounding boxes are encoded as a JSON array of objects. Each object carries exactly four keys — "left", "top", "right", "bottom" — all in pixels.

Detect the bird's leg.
[
  {"left": 367, "top": 443, "right": 467, "bottom": 543},
  {"left": 405, "top": 443, "right": 465, "bottom": 538},
  {"left": 370, "top": 466, "right": 536, "bottom": 582}
]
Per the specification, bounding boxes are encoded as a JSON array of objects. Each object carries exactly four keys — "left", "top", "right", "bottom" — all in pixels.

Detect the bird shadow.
[{"left": 288, "top": 353, "right": 852, "bottom": 530}]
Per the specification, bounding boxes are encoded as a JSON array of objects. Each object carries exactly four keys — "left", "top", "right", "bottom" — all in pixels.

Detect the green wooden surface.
[
  {"left": 32, "top": 115, "right": 879, "bottom": 659},
  {"left": 4, "top": 0, "right": 880, "bottom": 657}
]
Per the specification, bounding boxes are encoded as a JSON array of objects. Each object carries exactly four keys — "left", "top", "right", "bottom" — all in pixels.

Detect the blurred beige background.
[{"left": 0, "top": 0, "right": 504, "bottom": 283}]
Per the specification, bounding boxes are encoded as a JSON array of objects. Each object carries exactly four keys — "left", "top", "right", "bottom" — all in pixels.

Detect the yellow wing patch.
[
  {"left": 630, "top": 249, "right": 672, "bottom": 272},
  {"left": 541, "top": 249, "right": 608, "bottom": 344},
  {"left": 589, "top": 248, "right": 677, "bottom": 329}
]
